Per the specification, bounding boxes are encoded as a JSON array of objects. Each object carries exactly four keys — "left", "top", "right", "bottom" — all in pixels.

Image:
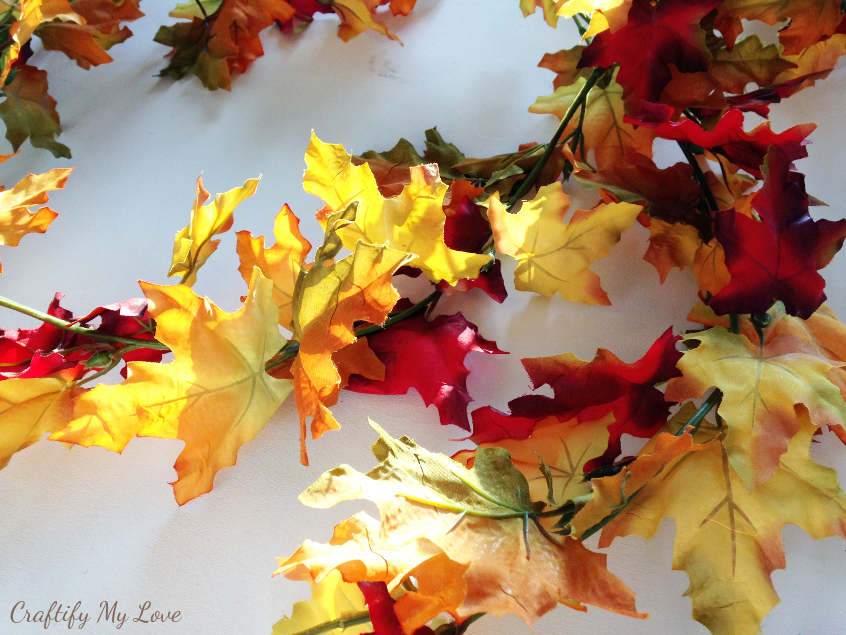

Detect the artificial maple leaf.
[
  {"left": 347, "top": 309, "right": 505, "bottom": 431},
  {"left": 304, "top": 133, "right": 489, "bottom": 285},
  {"left": 0, "top": 166, "right": 70, "bottom": 274},
  {"left": 52, "top": 269, "right": 293, "bottom": 504},
  {"left": 0, "top": 64, "right": 69, "bottom": 157},
  {"left": 574, "top": 152, "right": 704, "bottom": 232},
  {"left": 631, "top": 109, "right": 815, "bottom": 178},
  {"left": 330, "top": 0, "right": 408, "bottom": 42},
  {"left": 272, "top": 569, "right": 372, "bottom": 634},
  {"left": 155, "top": 0, "right": 296, "bottom": 90},
  {"left": 666, "top": 324, "right": 846, "bottom": 488},
  {"left": 573, "top": 421, "right": 846, "bottom": 635},
  {"left": 770, "top": 33, "right": 846, "bottom": 93},
  {"left": 291, "top": 238, "right": 410, "bottom": 464},
  {"left": 639, "top": 215, "right": 701, "bottom": 283},
  {"left": 708, "top": 35, "right": 798, "bottom": 94},
  {"left": 35, "top": 0, "right": 144, "bottom": 70},
  {"left": 0, "top": 0, "right": 86, "bottom": 83},
  {"left": 487, "top": 182, "right": 641, "bottom": 304},
  {"left": 277, "top": 421, "right": 644, "bottom": 624},
  {"left": 691, "top": 237, "right": 731, "bottom": 299},
  {"left": 357, "top": 137, "right": 424, "bottom": 196},
  {"left": 236, "top": 204, "right": 311, "bottom": 330},
  {"left": 716, "top": 0, "right": 843, "bottom": 55},
  {"left": 518, "top": 0, "right": 560, "bottom": 27},
  {"left": 710, "top": 146, "right": 846, "bottom": 319},
  {"left": 530, "top": 70, "right": 655, "bottom": 170},
  {"left": 0, "top": 369, "right": 82, "bottom": 469},
  {"left": 169, "top": 175, "right": 259, "bottom": 286},
  {"left": 561, "top": 0, "right": 633, "bottom": 31},
  {"left": 687, "top": 301, "right": 846, "bottom": 445},
  {"left": 457, "top": 414, "right": 612, "bottom": 508},
  {"left": 452, "top": 141, "right": 568, "bottom": 200},
  {"left": 482, "top": 328, "right": 680, "bottom": 472},
  {"left": 578, "top": 0, "right": 720, "bottom": 109},
  {"left": 537, "top": 45, "right": 587, "bottom": 90},
  {"left": 1, "top": 294, "right": 163, "bottom": 379}
]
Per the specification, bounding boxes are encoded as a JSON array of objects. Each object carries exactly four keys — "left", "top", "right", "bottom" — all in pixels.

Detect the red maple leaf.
[
  {"left": 627, "top": 109, "right": 815, "bottom": 177},
  {"left": 347, "top": 308, "right": 505, "bottom": 431},
  {"left": 579, "top": 0, "right": 720, "bottom": 109},
  {"left": 471, "top": 328, "right": 681, "bottom": 471},
  {"left": 711, "top": 145, "right": 846, "bottom": 318},
  {"left": 0, "top": 295, "right": 163, "bottom": 379}
]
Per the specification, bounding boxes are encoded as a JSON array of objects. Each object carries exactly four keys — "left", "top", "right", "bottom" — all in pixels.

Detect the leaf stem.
[
  {"left": 678, "top": 140, "right": 719, "bottom": 213},
  {"left": 0, "top": 295, "right": 170, "bottom": 351},
  {"left": 290, "top": 610, "right": 373, "bottom": 635},
  {"left": 675, "top": 389, "right": 722, "bottom": 436},
  {"left": 506, "top": 66, "right": 603, "bottom": 208}
]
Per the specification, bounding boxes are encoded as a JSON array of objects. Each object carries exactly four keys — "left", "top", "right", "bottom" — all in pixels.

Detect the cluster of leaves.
[
  {"left": 0, "top": 0, "right": 145, "bottom": 157},
  {"left": 3, "top": 1, "right": 846, "bottom": 634},
  {"left": 0, "top": 0, "right": 417, "bottom": 156},
  {"left": 154, "top": 0, "right": 417, "bottom": 90}
]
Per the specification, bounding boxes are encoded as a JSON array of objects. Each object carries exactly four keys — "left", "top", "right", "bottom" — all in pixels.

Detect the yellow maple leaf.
[
  {"left": 304, "top": 133, "right": 489, "bottom": 285},
  {"left": 556, "top": 0, "right": 632, "bottom": 37},
  {"left": 666, "top": 325, "right": 846, "bottom": 487},
  {"left": 168, "top": 175, "right": 259, "bottom": 286},
  {"left": 52, "top": 269, "right": 293, "bottom": 504},
  {"left": 530, "top": 71, "right": 654, "bottom": 170},
  {"left": 236, "top": 203, "right": 311, "bottom": 331},
  {"left": 487, "top": 182, "right": 640, "bottom": 304},
  {"left": 277, "top": 421, "right": 645, "bottom": 625},
  {"left": 291, "top": 238, "right": 410, "bottom": 464},
  {"left": 687, "top": 302, "right": 846, "bottom": 444},
  {"left": 640, "top": 216, "right": 701, "bottom": 283},
  {"left": 0, "top": 166, "right": 71, "bottom": 273},
  {"left": 573, "top": 421, "right": 846, "bottom": 635},
  {"left": 0, "top": 371, "right": 81, "bottom": 469},
  {"left": 272, "top": 569, "right": 371, "bottom": 634}
]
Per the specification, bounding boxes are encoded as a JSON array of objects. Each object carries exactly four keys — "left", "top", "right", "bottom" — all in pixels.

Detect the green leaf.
[{"left": 300, "top": 420, "right": 535, "bottom": 518}]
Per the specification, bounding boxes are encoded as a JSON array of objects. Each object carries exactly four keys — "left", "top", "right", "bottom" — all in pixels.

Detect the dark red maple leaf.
[
  {"left": 471, "top": 328, "right": 681, "bottom": 471},
  {"left": 347, "top": 308, "right": 505, "bottom": 431},
  {"left": 711, "top": 145, "right": 846, "bottom": 319},
  {"left": 627, "top": 109, "right": 815, "bottom": 178},
  {"left": 0, "top": 295, "right": 163, "bottom": 379},
  {"left": 579, "top": 0, "right": 720, "bottom": 109}
]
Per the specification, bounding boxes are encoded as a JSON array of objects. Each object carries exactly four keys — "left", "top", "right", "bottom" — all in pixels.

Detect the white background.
[{"left": 1, "top": 2, "right": 845, "bottom": 634}]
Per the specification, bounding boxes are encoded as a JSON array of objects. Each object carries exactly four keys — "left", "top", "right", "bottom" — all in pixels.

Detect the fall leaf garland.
[{"left": 2, "top": 1, "right": 846, "bottom": 634}]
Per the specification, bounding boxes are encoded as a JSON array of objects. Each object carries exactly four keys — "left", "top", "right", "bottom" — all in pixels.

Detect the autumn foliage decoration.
[
  {"left": 0, "top": 0, "right": 417, "bottom": 156},
  {"left": 2, "top": 1, "right": 846, "bottom": 634}
]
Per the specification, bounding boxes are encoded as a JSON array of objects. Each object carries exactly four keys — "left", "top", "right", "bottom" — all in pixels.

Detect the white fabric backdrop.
[{"left": 1, "top": 2, "right": 845, "bottom": 633}]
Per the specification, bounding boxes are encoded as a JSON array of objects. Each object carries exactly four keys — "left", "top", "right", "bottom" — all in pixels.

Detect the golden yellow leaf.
[
  {"left": 52, "top": 269, "right": 292, "bottom": 504},
  {"left": 236, "top": 204, "right": 311, "bottom": 331},
  {"left": 488, "top": 183, "right": 640, "bottom": 304},
  {"left": 530, "top": 71, "right": 654, "bottom": 170},
  {"left": 304, "top": 133, "right": 489, "bottom": 285},
  {"left": 0, "top": 167, "right": 70, "bottom": 273},
  {"left": 666, "top": 325, "right": 846, "bottom": 487},
  {"left": 0, "top": 371, "right": 81, "bottom": 469},
  {"left": 277, "top": 421, "right": 645, "bottom": 625},
  {"left": 573, "top": 422, "right": 846, "bottom": 635},
  {"left": 168, "top": 175, "right": 259, "bottom": 286},
  {"left": 291, "top": 240, "right": 409, "bottom": 464}
]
